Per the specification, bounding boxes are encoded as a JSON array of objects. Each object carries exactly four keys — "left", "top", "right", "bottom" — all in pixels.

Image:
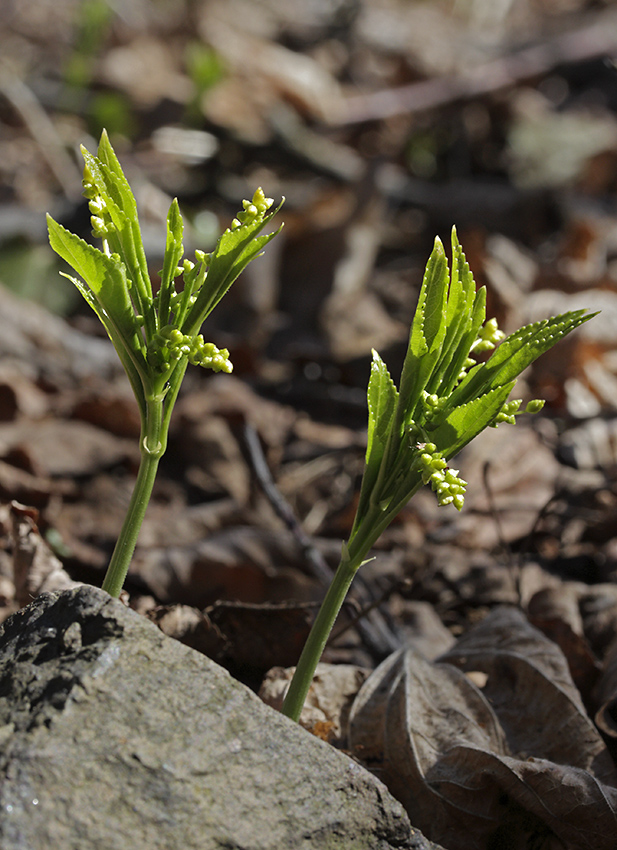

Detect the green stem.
[
  {"left": 281, "top": 552, "right": 362, "bottom": 722},
  {"left": 281, "top": 483, "right": 426, "bottom": 723},
  {"left": 280, "top": 503, "right": 385, "bottom": 723},
  {"left": 101, "top": 398, "right": 164, "bottom": 598}
]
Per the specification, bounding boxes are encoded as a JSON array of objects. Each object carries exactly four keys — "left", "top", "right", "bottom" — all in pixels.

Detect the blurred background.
[
  {"left": 1, "top": 0, "right": 617, "bottom": 625},
  {"left": 1, "top": 0, "right": 616, "bottom": 411}
]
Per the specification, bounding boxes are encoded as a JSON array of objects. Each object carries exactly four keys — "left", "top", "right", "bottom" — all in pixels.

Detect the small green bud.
[
  {"left": 91, "top": 215, "right": 110, "bottom": 237},
  {"left": 473, "top": 317, "right": 506, "bottom": 354},
  {"left": 242, "top": 202, "right": 258, "bottom": 217},
  {"left": 525, "top": 399, "right": 545, "bottom": 414},
  {"left": 251, "top": 187, "right": 274, "bottom": 214},
  {"left": 492, "top": 398, "right": 522, "bottom": 427},
  {"left": 81, "top": 165, "right": 98, "bottom": 200},
  {"left": 452, "top": 493, "right": 465, "bottom": 511},
  {"left": 230, "top": 188, "right": 275, "bottom": 232},
  {"left": 88, "top": 197, "right": 106, "bottom": 215}
]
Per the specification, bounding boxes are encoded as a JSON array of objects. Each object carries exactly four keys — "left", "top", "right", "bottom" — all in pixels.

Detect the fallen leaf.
[
  {"left": 10, "top": 501, "right": 79, "bottom": 606},
  {"left": 350, "top": 607, "right": 617, "bottom": 849}
]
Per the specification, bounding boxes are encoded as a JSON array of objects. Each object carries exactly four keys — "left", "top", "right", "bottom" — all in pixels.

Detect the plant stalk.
[
  {"left": 101, "top": 399, "right": 164, "bottom": 597},
  {"left": 281, "top": 553, "right": 361, "bottom": 722}
]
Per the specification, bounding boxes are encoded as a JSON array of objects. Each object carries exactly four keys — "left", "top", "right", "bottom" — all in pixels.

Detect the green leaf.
[
  {"left": 47, "top": 215, "right": 144, "bottom": 364},
  {"left": 354, "top": 350, "right": 400, "bottom": 525},
  {"left": 431, "top": 230, "right": 486, "bottom": 397},
  {"left": 158, "top": 198, "right": 184, "bottom": 328},
  {"left": 174, "top": 255, "right": 207, "bottom": 330},
  {"left": 447, "top": 309, "right": 596, "bottom": 409},
  {"left": 96, "top": 129, "right": 140, "bottom": 219},
  {"left": 426, "top": 382, "right": 515, "bottom": 459},
  {"left": 366, "top": 349, "right": 399, "bottom": 463},
  {"left": 398, "top": 236, "right": 449, "bottom": 423},
  {"left": 81, "top": 136, "right": 153, "bottom": 325},
  {"left": 419, "top": 236, "right": 449, "bottom": 352},
  {"left": 182, "top": 203, "right": 283, "bottom": 336}
]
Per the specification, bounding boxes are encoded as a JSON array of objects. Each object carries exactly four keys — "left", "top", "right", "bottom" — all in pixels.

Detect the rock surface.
[{"left": 0, "top": 585, "right": 441, "bottom": 850}]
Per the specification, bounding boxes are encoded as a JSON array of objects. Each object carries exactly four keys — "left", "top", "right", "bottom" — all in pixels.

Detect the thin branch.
[
  {"left": 242, "top": 421, "right": 400, "bottom": 659},
  {"left": 0, "top": 64, "right": 83, "bottom": 199},
  {"left": 336, "top": 12, "right": 617, "bottom": 125}
]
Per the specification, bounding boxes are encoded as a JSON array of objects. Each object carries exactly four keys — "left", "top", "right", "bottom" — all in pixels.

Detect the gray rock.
[{"left": 0, "top": 585, "right": 441, "bottom": 850}]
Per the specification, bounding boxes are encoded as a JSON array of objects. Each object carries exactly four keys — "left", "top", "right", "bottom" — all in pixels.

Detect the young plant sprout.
[
  {"left": 48, "top": 131, "right": 595, "bottom": 725},
  {"left": 47, "top": 131, "right": 282, "bottom": 597},
  {"left": 280, "top": 231, "right": 595, "bottom": 722}
]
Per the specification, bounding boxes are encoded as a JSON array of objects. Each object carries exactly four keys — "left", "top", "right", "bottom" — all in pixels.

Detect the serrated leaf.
[
  {"left": 420, "top": 237, "right": 449, "bottom": 352},
  {"left": 182, "top": 203, "right": 283, "bottom": 336},
  {"left": 440, "top": 287, "right": 486, "bottom": 398},
  {"left": 398, "top": 237, "right": 449, "bottom": 423},
  {"left": 447, "top": 310, "right": 595, "bottom": 410},
  {"left": 487, "top": 310, "right": 593, "bottom": 386},
  {"left": 427, "top": 382, "right": 516, "bottom": 459},
  {"left": 366, "top": 349, "right": 399, "bottom": 463},
  {"left": 431, "top": 231, "right": 486, "bottom": 397},
  {"left": 408, "top": 236, "right": 448, "bottom": 358},
  {"left": 59, "top": 272, "right": 102, "bottom": 318},
  {"left": 81, "top": 138, "right": 153, "bottom": 320},
  {"left": 96, "top": 129, "right": 140, "bottom": 219},
  {"left": 158, "top": 198, "right": 184, "bottom": 328},
  {"left": 47, "top": 215, "right": 144, "bottom": 363},
  {"left": 353, "top": 350, "right": 400, "bottom": 531}
]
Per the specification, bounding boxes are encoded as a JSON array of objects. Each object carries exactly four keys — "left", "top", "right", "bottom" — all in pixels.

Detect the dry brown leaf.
[
  {"left": 393, "top": 600, "right": 456, "bottom": 661},
  {"left": 594, "top": 635, "right": 617, "bottom": 742},
  {"left": 0, "top": 419, "right": 137, "bottom": 479},
  {"left": 429, "top": 748, "right": 617, "bottom": 850},
  {"left": 101, "top": 36, "right": 192, "bottom": 107},
  {"left": 199, "top": 1, "right": 343, "bottom": 124},
  {"left": 0, "top": 458, "right": 75, "bottom": 508},
  {"left": 130, "top": 525, "right": 316, "bottom": 608},
  {"left": 148, "top": 603, "right": 224, "bottom": 658},
  {"left": 205, "top": 599, "right": 314, "bottom": 672},
  {"left": 528, "top": 584, "right": 602, "bottom": 700},
  {"left": 177, "top": 374, "right": 296, "bottom": 452},
  {"left": 351, "top": 647, "right": 508, "bottom": 849},
  {"left": 350, "top": 607, "right": 617, "bottom": 849},
  {"left": 10, "top": 501, "right": 79, "bottom": 607},
  {"left": 441, "top": 608, "right": 615, "bottom": 781},
  {"left": 580, "top": 584, "right": 617, "bottom": 658}
]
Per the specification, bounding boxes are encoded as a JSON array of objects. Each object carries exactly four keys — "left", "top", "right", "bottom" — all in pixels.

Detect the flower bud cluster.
[
  {"left": 231, "top": 188, "right": 274, "bottom": 230},
  {"left": 149, "top": 325, "right": 232, "bottom": 373},
  {"left": 457, "top": 317, "right": 506, "bottom": 384},
  {"left": 416, "top": 442, "right": 467, "bottom": 510},
  {"left": 492, "top": 397, "right": 545, "bottom": 427},
  {"left": 492, "top": 398, "right": 522, "bottom": 426},
  {"left": 471, "top": 317, "right": 506, "bottom": 354},
  {"left": 422, "top": 391, "right": 447, "bottom": 423},
  {"left": 83, "top": 166, "right": 115, "bottom": 239},
  {"left": 187, "top": 336, "right": 232, "bottom": 373}
]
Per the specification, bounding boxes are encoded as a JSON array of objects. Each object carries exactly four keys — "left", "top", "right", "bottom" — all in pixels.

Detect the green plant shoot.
[
  {"left": 47, "top": 130, "right": 282, "bottom": 597},
  {"left": 281, "top": 229, "right": 596, "bottom": 722}
]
